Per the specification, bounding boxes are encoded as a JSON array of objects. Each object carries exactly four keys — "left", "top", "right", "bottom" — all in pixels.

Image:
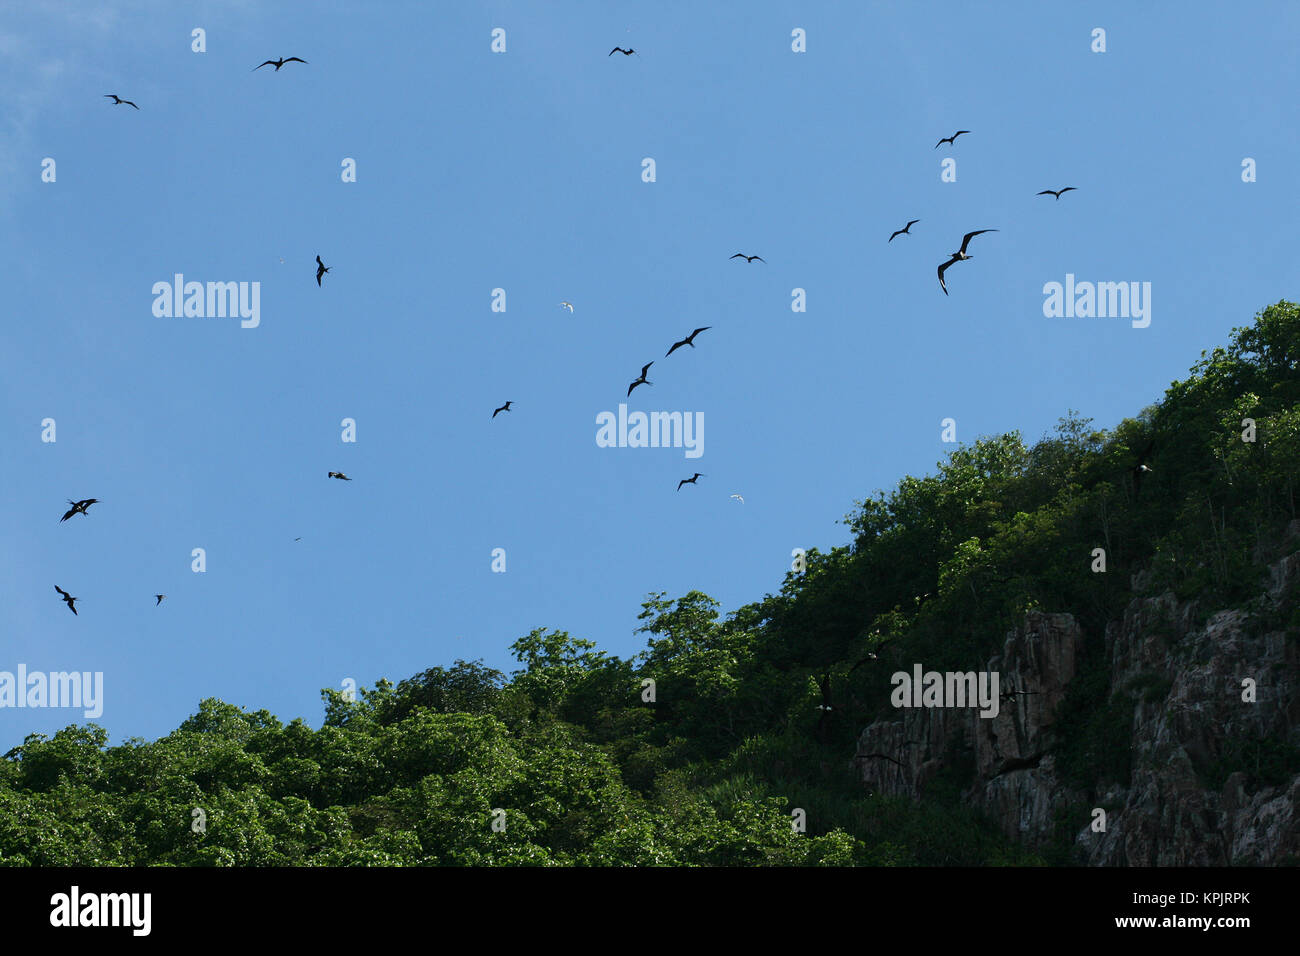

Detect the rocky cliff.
[{"left": 854, "top": 525, "right": 1300, "bottom": 865}]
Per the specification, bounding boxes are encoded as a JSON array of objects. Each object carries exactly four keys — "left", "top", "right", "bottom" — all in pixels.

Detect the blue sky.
[{"left": 2, "top": 1, "right": 1297, "bottom": 750}]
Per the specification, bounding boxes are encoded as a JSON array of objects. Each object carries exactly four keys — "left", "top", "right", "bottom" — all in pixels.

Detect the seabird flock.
[{"left": 62, "top": 35, "right": 1091, "bottom": 618}]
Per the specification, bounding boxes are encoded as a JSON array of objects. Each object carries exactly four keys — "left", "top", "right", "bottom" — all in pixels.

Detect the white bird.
[
  {"left": 730, "top": 494, "right": 744, "bottom": 503},
  {"left": 559, "top": 301, "right": 574, "bottom": 312}
]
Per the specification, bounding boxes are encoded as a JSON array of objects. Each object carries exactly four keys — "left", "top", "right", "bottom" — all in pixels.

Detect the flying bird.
[
  {"left": 254, "top": 57, "right": 308, "bottom": 71},
  {"left": 627, "top": 362, "right": 653, "bottom": 397},
  {"left": 609, "top": 47, "right": 638, "bottom": 56},
  {"left": 492, "top": 401, "right": 513, "bottom": 419},
  {"left": 328, "top": 471, "right": 351, "bottom": 481},
  {"left": 888, "top": 219, "right": 920, "bottom": 242},
  {"left": 730, "top": 494, "right": 744, "bottom": 503},
  {"left": 155, "top": 594, "right": 165, "bottom": 606},
  {"left": 936, "top": 229, "right": 998, "bottom": 295},
  {"left": 59, "top": 499, "right": 100, "bottom": 522},
  {"left": 1131, "top": 439, "right": 1155, "bottom": 497},
  {"left": 54, "top": 586, "right": 78, "bottom": 616},
  {"left": 730, "top": 253, "right": 765, "bottom": 263},
  {"left": 559, "top": 301, "right": 574, "bottom": 312},
  {"left": 315, "top": 256, "right": 330, "bottom": 287},
  {"left": 677, "top": 473, "right": 704, "bottom": 491},
  {"left": 1001, "top": 686, "right": 1040, "bottom": 702},
  {"left": 934, "top": 130, "right": 970, "bottom": 148},
  {"left": 1036, "top": 187, "right": 1077, "bottom": 200},
  {"left": 104, "top": 94, "right": 139, "bottom": 109},
  {"left": 665, "top": 327, "right": 711, "bottom": 356}
]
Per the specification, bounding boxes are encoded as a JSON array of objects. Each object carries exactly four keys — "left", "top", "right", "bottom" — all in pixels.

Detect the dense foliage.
[{"left": 4, "top": 302, "right": 1298, "bottom": 866}]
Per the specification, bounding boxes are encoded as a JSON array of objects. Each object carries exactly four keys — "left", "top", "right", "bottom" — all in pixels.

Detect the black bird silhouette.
[
  {"left": 934, "top": 130, "right": 970, "bottom": 148},
  {"left": 627, "top": 362, "right": 653, "bottom": 397},
  {"left": 104, "top": 94, "right": 139, "bottom": 109},
  {"left": 609, "top": 47, "right": 638, "bottom": 56},
  {"left": 60, "top": 498, "right": 100, "bottom": 522},
  {"left": 315, "top": 255, "right": 330, "bottom": 287},
  {"left": 155, "top": 594, "right": 165, "bottom": 606},
  {"left": 1001, "top": 686, "right": 1040, "bottom": 702},
  {"left": 677, "top": 473, "right": 704, "bottom": 491},
  {"left": 254, "top": 57, "right": 308, "bottom": 71},
  {"left": 888, "top": 219, "right": 920, "bottom": 242},
  {"left": 666, "top": 327, "right": 711, "bottom": 357},
  {"left": 328, "top": 471, "right": 351, "bottom": 481},
  {"left": 1036, "top": 187, "right": 1077, "bottom": 200},
  {"left": 857, "top": 752, "right": 908, "bottom": 770},
  {"left": 54, "top": 585, "right": 78, "bottom": 616},
  {"left": 492, "top": 401, "right": 513, "bottom": 419},
  {"left": 729, "top": 253, "right": 765, "bottom": 263},
  {"left": 937, "top": 229, "right": 998, "bottom": 295}
]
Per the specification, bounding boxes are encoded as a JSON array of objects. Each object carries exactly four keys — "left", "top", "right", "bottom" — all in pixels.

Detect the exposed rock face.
[{"left": 854, "top": 547, "right": 1300, "bottom": 865}]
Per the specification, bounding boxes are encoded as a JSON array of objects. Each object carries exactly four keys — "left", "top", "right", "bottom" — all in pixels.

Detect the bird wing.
[
  {"left": 316, "top": 272, "right": 322, "bottom": 286},
  {"left": 888, "top": 230, "right": 902, "bottom": 242},
  {"left": 609, "top": 48, "right": 620, "bottom": 55},
  {"left": 254, "top": 60, "right": 276, "bottom": 70},
  {"left": 640, "top": 362, "right": 653, "bottom": 376},
  {"left": 729, "top": 253, "right": 746, "bottom": 259},
  {"left": 677, "top": 480, "right": 687, "bottom": 490},
  {"left": 906, "top": 219, "right": 920, "bottom": 228},
  {"left": 68, "top": 602, "right": 77, "bottom": 615},
  {"left": 958, "top": 229, "right": 997, "bottom": 254},
  {"left": 60, "top": 508, "right": 76, "bottom": 522},
  {"left": 492, "top": 408, "right": 501, "bottom": 418},
  {"left": 125, "top": 100, "right": 139, "bottom": 109},
  {"left": 627, "top": 380, "right": 640, "bottom": 396},
  {"left": 1059, "top": 187, "right": 1076, "bottom": 193},
  {"left": 751, "top": 256, "right": 765, "bottom": 263},
  {"left": 666, "top": 342, "right": 684, "bottom": 356},
  {"left": 933, "top": 138, "right": 945, "bottom": 148},
  {"left": 690, "top": 327, "right": 710, "bottom": 338},
  {"left": 285, "top": 57, "right": 307, "bottom": 64},
  {"left": 55, "top": 585, "right": 69, "bottom": 598},
  {"left": 1036, "top": 190, "right": 1055, "bottom": 196},
  {"left": 937, "top": 256, "right": 957, "bottom": 294}
]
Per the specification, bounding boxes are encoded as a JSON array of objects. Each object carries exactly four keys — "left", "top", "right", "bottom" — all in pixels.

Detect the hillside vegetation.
[{"left": 4, "top": 301, "right": 1299, "bottom": 866}]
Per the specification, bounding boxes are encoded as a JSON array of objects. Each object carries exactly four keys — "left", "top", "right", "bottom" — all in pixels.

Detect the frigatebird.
[
  {"left": 609, "top": 47, "right": 638, "bottom": 56},
  {"left": 1001, "top": 686, "right": 1040, "bottom": 703},
  {"left": 666, "top": 327, "right": 711, "bottom": 356},
  {"left": 857, "top": 751, "right": 908, "bottom": 770},
  {"left": 155, "top": 594, "right": 165, "bottom": 606},
  {"left": 328, "top": 471, "right": 351, "bottom": 481},
  {"left": 254, "top": 57, "right": 308, "bottom": 71},
  {"left": 934, "top": 130, "right": 970, "bottom": 148},
  {"left": 888, "top": 219, "right": 920, "bottom": 242},
  {"left": 54, "top": 585, "right": 78, "bottom": 616},
  {"left": 315, "top": 256, "right": 330, "bottom": 287},
  {"left": 730, "top": 253, "right": 765, "bottom": 263},
  {"left": 1036, "top": 187, "right": 1077, "bottom": 200},
  {"left": 492, "top": 401, "right": 513, "bottom": 419},
  {"left": 60, "top": 499, "right": 100, "bottom": 522},
  {"left": 627, "top": 362, "right": 653, "bottom": 397},
  {"left": 677, "top": 473, "right": 704, "bottom": 491},
  {"left": 104, "top": 94, "right": 139, "bottom": 109},
  {"left": 937, "top": 229, "right": 998, "bottom": 295}
]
